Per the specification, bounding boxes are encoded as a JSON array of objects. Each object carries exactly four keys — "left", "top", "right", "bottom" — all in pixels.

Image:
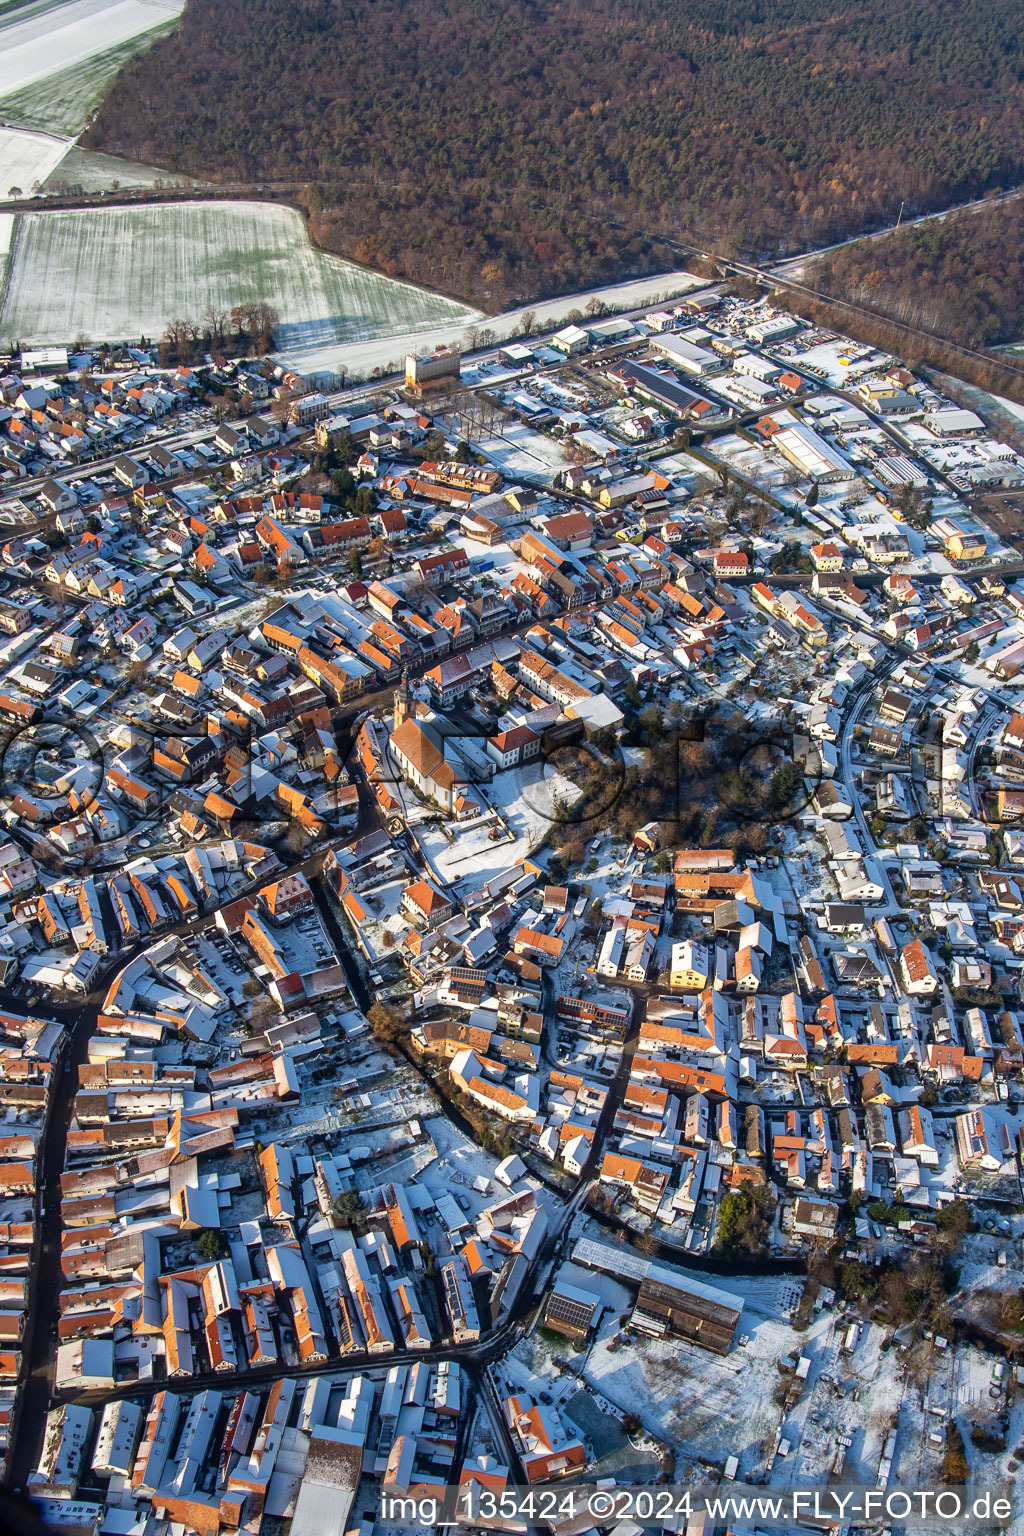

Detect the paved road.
[{"left": 836, "top": 653, "right": 902, "bottom": 905}]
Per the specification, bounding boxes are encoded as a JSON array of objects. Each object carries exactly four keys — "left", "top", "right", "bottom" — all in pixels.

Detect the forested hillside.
[
  {"left": 84, "top": 0, "right": 1024, "bottom": 309},
  {"left": 804, "top": 200, "right": 1024, "bottom": 350}
]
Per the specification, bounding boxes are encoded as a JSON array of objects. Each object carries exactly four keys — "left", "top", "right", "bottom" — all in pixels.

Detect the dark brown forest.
[
  {"left": 84, "top": 0, "right": 1024, "bottom": 310},
  {"left": 804, "top": 199, "right": 1024, "bottom": 350}
]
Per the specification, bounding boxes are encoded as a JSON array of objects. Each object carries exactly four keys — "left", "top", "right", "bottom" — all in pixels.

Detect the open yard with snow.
[
  {"left": 0, "top": 201, "right": 477, "bottom": 346},
  {"left": 475, "top": 420, "right": 572, "bottom": 481},
  {"left": 420, "top": 764, "right": 582, "bottom": 892}
]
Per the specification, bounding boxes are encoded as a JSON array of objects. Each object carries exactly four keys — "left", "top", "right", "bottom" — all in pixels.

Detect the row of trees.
[{"left": 159, "top": 300, "right": 280, "bottom": 364}]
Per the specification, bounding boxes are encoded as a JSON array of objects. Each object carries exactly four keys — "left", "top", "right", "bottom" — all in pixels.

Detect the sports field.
[{"left": 0, "top": 200, "right": 478, "bottom": 346}]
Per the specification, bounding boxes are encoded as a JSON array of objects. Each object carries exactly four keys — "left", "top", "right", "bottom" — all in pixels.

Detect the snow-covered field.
[
  {"left": 474, "top": 420, "right": 573, "bottom": 480},
  {"left": 576, "top": 1257, "right": 947, "bottom": 1493},
  {"left": 0, "top": 201, "right": 477, "bottom": 345},
  {"left": 274, "top": 269, "right": 708, "bottom": 379},
  {"left": 0, "top": 125, "right": 70, "bottom": 198},
  {"left": 43, "top": 143, "right": 182, "bottom": 192},
  {"left": 0, "top": 27, "right": 177, "bottom": 136},
  {"left": 0, "top": 0, "right": 183, "bottom": 101}
]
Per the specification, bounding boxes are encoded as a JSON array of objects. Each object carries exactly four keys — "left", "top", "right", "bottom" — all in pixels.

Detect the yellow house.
[
  {"left": 669, "top": 939, "right": 710, "bottom": 990},
  {"left": 945, "top": 530, "right": 987, "bottom": 564}
]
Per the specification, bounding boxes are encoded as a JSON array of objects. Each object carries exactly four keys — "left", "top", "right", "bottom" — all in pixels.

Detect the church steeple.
[{"left": 393, "top": 668, "right": 412, "bottom": 729}]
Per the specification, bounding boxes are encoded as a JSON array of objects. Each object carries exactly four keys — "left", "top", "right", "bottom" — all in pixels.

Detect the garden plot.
[
  {"left": 0, "top": 0, "right": 183, "bottom": 102},
  {"left": 0, "top": 201, "right": 476, "bottom": 345},
  {"left": 0, "top": 125, "right": 69, "bottom": 197}
]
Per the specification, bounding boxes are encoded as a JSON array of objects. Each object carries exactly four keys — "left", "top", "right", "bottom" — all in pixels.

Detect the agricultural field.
[
  {"left": 0, "top": 0, "right": 182, "bottom": 135},
  {"left": 0, "top": 125, "right": 69, "bottom": 197},
  {"left": 43, "top": 144, "right": 194, "bottom": 194},
  {"left": 0, "top": 0, "right": 183, "bottom": 100},
  {"left": 0, "top": 200, "right": 478, "bottom": 347},
  {"left": 0, "top": 23, "right": 179, "bottom": 136}
]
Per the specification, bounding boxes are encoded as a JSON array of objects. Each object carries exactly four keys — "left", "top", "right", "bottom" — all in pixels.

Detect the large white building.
[
  {"left": 773, "top": 422, "right": 855, "bottom": 482},
  {"left": 650, "top": 333, "right": 724, "bottom": 377}
]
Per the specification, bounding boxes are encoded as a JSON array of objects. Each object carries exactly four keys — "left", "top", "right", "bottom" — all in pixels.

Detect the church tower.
[{"left": 393, "top": 669, "right": 412, "bottom": 730}]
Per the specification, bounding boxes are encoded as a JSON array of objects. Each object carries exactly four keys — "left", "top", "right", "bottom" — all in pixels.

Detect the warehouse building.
[
  {"left": 650, "top": 333, "right": 726, "bottom": 378},
  {"left": 552, "top": 324, "right": 590, "bottom": 355},
  {"left": 615, "top": 361, "right": 712, "bottom": 418},
  {"left": 875, "top": 455, "right": 929, "bottom": 490},
  {"left": 730, "top": 374, "right": 778, "bottom": 408},
  {"left": 745, "top": 314, "right": 802, "bottom": 345},
  {"left": 772, "top": 422, "right": 855, "bottom": 483},
  {"left": 571, "top": 1236, "right": 743, "bottom": 1354},
  {"left": 632, "top": 1267, "right": 743, "bottom": 1353},
  {"left": 924, "top": 408, "right": 986, "bottom": 438},
  {"left": 733, "top": 351, "right": 782, "bottom": 383}
]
